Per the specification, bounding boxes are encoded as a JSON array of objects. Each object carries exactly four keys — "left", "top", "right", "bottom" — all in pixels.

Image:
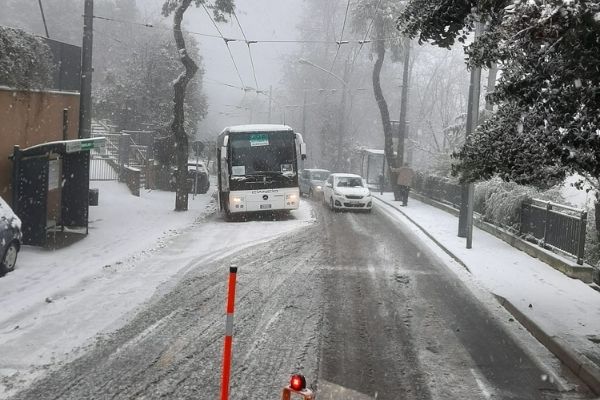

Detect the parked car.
[
  {"left": 0, "top": 196, "right": 22, "bottom": 276},
  {"left": 299, "top": 169, "right": 331, "bottom": 198},
  {"left": 170, "top": 161, "right": 210, "bottom": 194},
  {"left": 323, "top": 173, "right": 372, "bottom": 212},
  {"left": 187, "top": 160, "right": 210, "bottom": 194}
]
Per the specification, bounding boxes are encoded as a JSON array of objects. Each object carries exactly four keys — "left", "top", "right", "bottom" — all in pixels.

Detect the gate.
[{"left": 89, "top": 155, "right": 119, "bottom": 181}]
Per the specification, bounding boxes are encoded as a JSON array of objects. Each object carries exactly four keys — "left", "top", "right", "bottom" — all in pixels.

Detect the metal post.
[
  {"left": 577, "top": 211, "right": 587, "bottom": 265},
  {"left": 79, "top": 0, "right": 94, "bottom": 139},
  {"left": 268, "top": 85, "right": 272, "bottom": 123},
  {"left": 37, "top": 0, "right": 50, "bottom": 38},
  {"left": 62, "top": 109, "right": 69, "bottom": 141},
  {"left": 542, "top": 202, "right": 552, "bottom": 246},
  {"left": 459, "top": 22, "right": 482, "bottom": 242}
]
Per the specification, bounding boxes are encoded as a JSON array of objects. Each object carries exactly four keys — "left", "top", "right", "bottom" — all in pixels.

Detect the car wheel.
[
  {"left": 330, "top": 197, "right": 335, "bottom": 211},
  {"left": 1, "top": 241, "right": 18, "bottom": 274},
  {"left": 309, "top": 188, "right": 313, "bottom": 198}
]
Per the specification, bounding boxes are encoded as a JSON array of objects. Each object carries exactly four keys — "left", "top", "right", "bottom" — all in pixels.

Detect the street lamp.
[{"left": 297, "top": 58, "right": 349, "bottom": 88}]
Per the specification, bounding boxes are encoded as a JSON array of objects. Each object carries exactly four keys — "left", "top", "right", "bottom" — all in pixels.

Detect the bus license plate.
[{"left": 260, "top": 204, "right": 272, "bottom": 209}]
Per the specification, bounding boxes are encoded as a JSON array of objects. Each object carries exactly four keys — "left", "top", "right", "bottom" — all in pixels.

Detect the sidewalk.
[{"left": 373, "top": 192, "right": 600, "bottom": 394}]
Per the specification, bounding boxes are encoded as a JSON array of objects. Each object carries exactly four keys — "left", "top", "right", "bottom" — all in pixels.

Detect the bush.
[
  {"left": 473, "top": 177, "right": 565, "bottom": 230},
  {"left": 0, "top": 26, "right": 54, "bottom": 89}
]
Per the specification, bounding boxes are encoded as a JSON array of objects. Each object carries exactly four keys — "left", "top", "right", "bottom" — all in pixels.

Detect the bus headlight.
[
  {"left": 231, "top": 196, "right": 245, "bottom": 208},
  {"left": 286, "top": 193, "right": 298, "bottom": 206}
]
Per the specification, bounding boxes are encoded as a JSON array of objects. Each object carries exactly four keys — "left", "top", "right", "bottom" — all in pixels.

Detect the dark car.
[
  {"left": 170, "top": 161, "right": 210, "bottom": 194},
  {"left": 0, "top": 197, "right": 22, "bottom": 276},
  {"left": 299, "top": 169, "right": 331, "bottom": 198}
]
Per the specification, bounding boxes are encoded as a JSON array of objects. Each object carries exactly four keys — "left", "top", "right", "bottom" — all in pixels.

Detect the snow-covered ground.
[
  {"left": 0, "top": 180, "right": 315, "bottom": 397},
  {"left": 374, "top": 193, "right": 600, "bottom": 369}
]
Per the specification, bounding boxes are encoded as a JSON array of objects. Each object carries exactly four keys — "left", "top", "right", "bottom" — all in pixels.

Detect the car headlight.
[
  {"left": 365, "top": 192, "right": 371, "bottom": 197},
  {"left": 315, "top": 185, "right": 322, "bottom": 191},
  {"left": 333, "top": 190, "right": 342, "bottom": 196}
]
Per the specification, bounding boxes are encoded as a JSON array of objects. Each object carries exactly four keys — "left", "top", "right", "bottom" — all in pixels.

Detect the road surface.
[{"left": 9, "top": 200, "right": 594, "bottom": 399}]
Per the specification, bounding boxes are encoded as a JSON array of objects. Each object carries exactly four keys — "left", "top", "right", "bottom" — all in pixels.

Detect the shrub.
[
  {"left": 0, "top": 26, "right": 54, "bottom": 89},
  {"left": 473, "top": 177, "right": 565, "bottom": 230}
]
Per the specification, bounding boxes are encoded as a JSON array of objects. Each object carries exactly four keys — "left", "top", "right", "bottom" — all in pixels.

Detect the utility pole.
[
  {"left": 268, "top": 85, "right": 272, "bottom": 123},
  {"left": 396, "top": 37, "right": 411, "bottom": 166},
  {"left": 79, "top": 0, "right": 94, "bottom": 139},
  {"left": 37, "top": 0, "right": 50, "bottom": 38},
  {"left": 458, "top": 21, "right": 483, "bottom": 248},
  {"left": 336, "top": 59, "right": 350, "bottom": 171},
  {"left": 302, "top": 89, "right": 307, "bottom": 138}
]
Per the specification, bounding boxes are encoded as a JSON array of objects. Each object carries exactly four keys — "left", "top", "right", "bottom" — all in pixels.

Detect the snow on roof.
[
  {"left": 331, "top": 173, "right": 363, "bottom": 178},
  {"left": 227, "top": 124, "right": 293, "bottom": 133}
]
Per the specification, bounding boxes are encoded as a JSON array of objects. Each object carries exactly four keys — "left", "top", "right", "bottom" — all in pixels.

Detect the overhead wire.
[
  {"left": 328, "top": 0, "right": 352, "bottom": 73},
  {"left": 233, "top": 11, "right": 260, "bottom": 92},
  {"left": 349, "top": 0, "right": 384, "bottom": 75},
  {"left": 91, "top": 14, "right": 402, "bottom": 45},
  {"left": 200, "top": 4, "right": 247, "bottom": 90}
]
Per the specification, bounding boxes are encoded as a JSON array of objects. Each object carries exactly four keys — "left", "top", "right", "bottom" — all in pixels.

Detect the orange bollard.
[{"left": 220, "top": 266, "right": 238, "bottom": 400}]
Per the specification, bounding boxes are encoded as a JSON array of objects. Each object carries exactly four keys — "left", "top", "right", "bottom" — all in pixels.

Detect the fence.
[
  {"left": 520, "top": 199, "right": 587, "bottom": 265},
  {"left": 412, "top": 173, "right": 462, "bottom": 209},
  {"left": 89, "top": 132, "right": 150, "bottom": 196},
  {"left": 412, "top": 172, "right": 587, "bottom": 264}
]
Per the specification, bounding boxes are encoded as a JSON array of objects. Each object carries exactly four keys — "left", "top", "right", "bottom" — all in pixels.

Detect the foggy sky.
[{"left": 138, "top": 0, "right": 305, "bottom": 136}]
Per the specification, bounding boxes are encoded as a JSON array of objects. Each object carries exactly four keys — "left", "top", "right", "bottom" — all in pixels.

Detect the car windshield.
[
  {"left": 335, "top": 177, "right": 363, "bottom": 188},
  {"left": 310, "top": 171, "right": 329, "bottom": 181},
  {"left": 1, "top": 2, "right": 595, "bottom": 400}
]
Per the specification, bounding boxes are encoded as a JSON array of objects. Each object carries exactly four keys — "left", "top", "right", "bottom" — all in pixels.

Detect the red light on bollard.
[
  {"left": 290, "top": 374, "right": 306, "bottom": 391},
  {"left": 282, "top": 373, "right": 314, "bottom": 400}
]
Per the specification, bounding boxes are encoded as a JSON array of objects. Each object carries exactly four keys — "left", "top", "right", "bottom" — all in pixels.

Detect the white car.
[{"left": 322, "top": 173, "right": 372, "bottom": 212}]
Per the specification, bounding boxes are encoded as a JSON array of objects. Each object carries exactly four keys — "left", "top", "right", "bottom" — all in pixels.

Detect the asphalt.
[{"left": 373, "top": 193, "right": 600, "bottom": 396}]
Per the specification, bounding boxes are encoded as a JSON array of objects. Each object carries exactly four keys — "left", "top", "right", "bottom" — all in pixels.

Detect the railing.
[
  {"left": 412, "top": 173, "right": 462, "bottom": 209},
  {"left": 411, "top": 172, "right": 588, "bottom": 264},
  {"left": 520, "top": 199, "right": 587, "bottom": 265}
]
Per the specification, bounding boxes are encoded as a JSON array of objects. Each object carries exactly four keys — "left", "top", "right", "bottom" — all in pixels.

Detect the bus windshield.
[{"left": 230, "top": 132, "right": 296, "bottom": 177}]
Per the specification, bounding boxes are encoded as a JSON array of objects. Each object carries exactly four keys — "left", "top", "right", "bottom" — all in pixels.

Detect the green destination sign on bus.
[{"left": 249, "top": 133, "right": 269, "bottom": 147}]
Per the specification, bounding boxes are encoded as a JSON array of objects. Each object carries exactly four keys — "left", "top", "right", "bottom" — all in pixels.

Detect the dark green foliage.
[
  {"left": 0, "top": 26, "right": 54, "bottom": 89},
  {"left": 454, "top": 1, "right": 600, "bottom": 187},
  {"left": 397, "top": 0, "right": 508, "bottom": 48}
]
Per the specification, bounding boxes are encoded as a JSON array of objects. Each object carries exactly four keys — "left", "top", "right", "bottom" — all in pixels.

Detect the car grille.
[
  {"left": 343, "top": 203, "right": 365, "bottom": 207},
  {"left": 345, "top": 195, "right": 363, "bottom": 199}
]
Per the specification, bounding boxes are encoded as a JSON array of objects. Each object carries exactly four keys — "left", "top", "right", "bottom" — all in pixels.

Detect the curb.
[
  {"left": 374, "top": 194, "right": 600, "bottom": 395},
  {"left": 495, "top": 295, "right": 600, "bottom": 395}
]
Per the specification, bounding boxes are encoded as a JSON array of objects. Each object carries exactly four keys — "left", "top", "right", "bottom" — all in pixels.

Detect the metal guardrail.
[
  {"left": 520, "top": 199, "right": 587, "bottom": 265},
  {"left": 412, "top": 173, "right": 587, "bottom": 264},
  {"left": 412, "top": 173, "right": 462, "bottom": 209}
]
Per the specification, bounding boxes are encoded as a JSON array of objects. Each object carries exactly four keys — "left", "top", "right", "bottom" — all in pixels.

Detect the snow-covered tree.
[
  {"left": 399, "top": 0, "right": 600, "bottom": 236},
  {"left": 0, "top": 26, "right": 54, "bottom": 89},
  {"left": 351, "top": 0, "right": 405, "bottom": 182},
  {"left": 94, "top": 28, "right": 207, "bottom": 133},
  {"left": 162, "top": 0, "right": 234, "bottom": 211}
]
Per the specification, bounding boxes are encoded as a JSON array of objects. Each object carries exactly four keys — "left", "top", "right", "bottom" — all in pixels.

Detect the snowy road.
[{"left": 6, "top": 200, "right": 595, "bottom": 399}]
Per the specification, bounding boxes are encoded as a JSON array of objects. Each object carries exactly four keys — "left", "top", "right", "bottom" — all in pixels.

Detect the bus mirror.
[
  {"left": 300, "top": 143, "right": 307, "bottom": 160},
  {"left": 221, "top": 146, "right": 228, "bottom": 160}
]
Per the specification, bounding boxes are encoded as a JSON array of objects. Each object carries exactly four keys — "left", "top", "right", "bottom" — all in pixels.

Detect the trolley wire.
[{"left": 233, "top": 11, "right": 260, "bottom": 92}]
